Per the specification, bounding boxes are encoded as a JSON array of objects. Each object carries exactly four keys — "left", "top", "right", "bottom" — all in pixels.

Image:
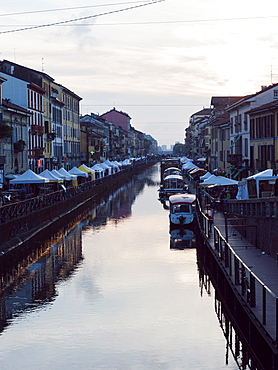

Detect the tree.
[
  {"left": 173, "top": 143, "right": 185, "bottom": 156},
  {"left": 0, "top": 123, "right": 13, "bottom": 139}
]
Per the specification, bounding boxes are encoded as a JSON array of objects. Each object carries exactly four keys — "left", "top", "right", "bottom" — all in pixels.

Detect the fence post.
[
  {"left": 276, "top": 297, "right": 278, "bottom": 343},
  {"left": 235, "top": 257, "right": 240, "bottom": 285},
  {"left": 224, "top": 242, "right": 229, "bottom": 268},
  {"left": 214, "top": 228, "right": 219, "bottom": 252},
  {"left": 249, "top": 274, "right": 256, "bottom": 308},
  {"left": 262, "top": 286, "right": 266, "bottom": 325},
  {"left": 224, "top": 212, "right": 228, "bottom": 243}
]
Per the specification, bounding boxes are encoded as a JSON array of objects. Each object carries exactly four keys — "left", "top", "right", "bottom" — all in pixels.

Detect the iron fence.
[{"left": 198, "top": 204, "right": 278, "bottom": 343}]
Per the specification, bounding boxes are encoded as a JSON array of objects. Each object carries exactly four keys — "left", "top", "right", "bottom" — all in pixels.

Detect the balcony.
[
  {"left": 31, "top": 148, "right": 44, "bottom": 158},
  {"left": 227, "top": 154, "right": 242, "bottom": 165},
  {"left": 30, "top": 124, "right": 44, "bottom": 133}
]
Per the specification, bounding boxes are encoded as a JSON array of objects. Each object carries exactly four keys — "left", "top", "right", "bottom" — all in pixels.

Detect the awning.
[{"left": 232, "top": 167, "right": 247, "bottom": 179}]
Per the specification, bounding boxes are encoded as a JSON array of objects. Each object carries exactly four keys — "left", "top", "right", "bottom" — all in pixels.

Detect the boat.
[
  {"left": 158, "top": 174, "right": 188, "bottom": 200},
  {"left": 160, "top": 158, "right": 181, "bottom": 180},
  {"left": 169, "top": 193, "right": 196, "bottom": 227},
  {"left": 162, "top": 167, "right": 182, "bottom": 180}
]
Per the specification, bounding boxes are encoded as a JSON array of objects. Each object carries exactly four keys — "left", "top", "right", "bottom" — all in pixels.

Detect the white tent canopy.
[
  {"left": 91, "top": 164, "right": 105, "bottom": 171},
  {"left": 10, "top": 169, "right": 49, "bottom": 184},
  {"left": 40, "top": 169, "right": 62, "bottom": 182},
  {"left": 98, "top": 162, "right": 112, "bottom": 175},
  {"left": 237, "top": 169, "right": 278, "bottom": 199},
  {"left": 121, "top": 159, "right": 132, "bottom": 166},
  {"left": 200, "top": 172, "right": 212, "bottom": 181},
  {"left": 112, "top": 160, "right": 122, "bottom": 167},
  {"left": 200, "top": 175, "right": 238, "bottom": 187},
  {"left": 103, "top": 160, "right": 119, "bottom": 172},
  {"left": 68, "top": 166, "right": 88, "bottom": 178},
  {"left": 182, "top": 162, "right": 198, "bottom": 171},
  {"left": 91, "top": 164, "right": 105, "bottom": 177},
  {"left": 248, "top": 169, "right": 273, "bottom": 179},
  {"left": 51, "top": 169, "right": 68, "bottom": 181},
  {"left": 58, "top": 167, "right": 77, "bottom": 180}
]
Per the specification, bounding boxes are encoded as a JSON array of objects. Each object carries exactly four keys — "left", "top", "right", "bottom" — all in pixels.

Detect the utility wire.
[
  {"left": 0, "top": 0, "right": 165, "bottom": 35},
  {"left": 0, "top": 1, "right": 149, "bottom": 17},
  {"left": 93, "top": 14, "right": 278, "bottom": 25},
  {"left": 1, "top": 14, "right": 277, "bottom": 28}
]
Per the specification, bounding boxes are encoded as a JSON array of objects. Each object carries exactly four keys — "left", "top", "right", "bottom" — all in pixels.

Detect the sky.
[{"left": 1, "top": 0, "right": 278, "bottom": 147}]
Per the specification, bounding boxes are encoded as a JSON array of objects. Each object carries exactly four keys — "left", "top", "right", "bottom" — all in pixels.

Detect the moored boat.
[
  {"left": 158, "top": 174, "right": 188, "bottom": 200},
  {"left": 169, "top": 193, "right": 196, "bottom": 227},
  {"left": 162, "top": 167, "right": 182, "bottom": 180}
]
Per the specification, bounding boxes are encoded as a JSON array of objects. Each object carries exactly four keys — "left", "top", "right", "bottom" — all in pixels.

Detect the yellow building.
[{"left": 61, "top": 86, "right": 82, "bottom": 170}]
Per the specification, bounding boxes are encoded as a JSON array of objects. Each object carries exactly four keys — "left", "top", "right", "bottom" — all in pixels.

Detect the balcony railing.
[{"left": 30, "top": 124, "right": 44, "bottom": 133}]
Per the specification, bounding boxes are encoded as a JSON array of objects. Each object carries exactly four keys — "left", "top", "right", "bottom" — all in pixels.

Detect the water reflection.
[
  {"left": 0, "top": 165, "right": 241, "bottom": 369},
  {"left": 0, "top": 222, "right": 83, "bottom": 334},
  {"left": 169, "top": 227, "right": 196, "bottom": 249},
  {"left": 197, "top": 248, "right": 260, "bottom": 370},
  {"left": 0, "top": 167, "right": 158, "bottom": 334},
  {"left": 86, "top": 169, "right": 157, "bottom": 229}
]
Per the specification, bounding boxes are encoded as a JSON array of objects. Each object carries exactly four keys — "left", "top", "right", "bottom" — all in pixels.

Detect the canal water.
[{"left": 0, "top": 164, "right": 240, "bottom": 369}]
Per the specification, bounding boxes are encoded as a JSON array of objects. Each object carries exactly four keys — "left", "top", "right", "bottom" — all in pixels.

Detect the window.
[
  {"left": 245, "top": 138, "right": 248, "bottom": 157},
  {"left": 244, "top": 113, "right": 248, "bottom": 131},
  {"left": 45, "top": 120, "right": 49, "bottom": 133},
  {"left": 250, "top": 118, "right": 255, "bottom": 139},
  {"left": 268, "top": 144, "right": 274, "bottom": 161},
  {"left": 274, "top": 90, "right": 278, "bottom": 99}
]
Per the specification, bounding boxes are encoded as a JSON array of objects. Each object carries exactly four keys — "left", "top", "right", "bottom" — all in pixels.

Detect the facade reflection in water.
[
  {"left": 0, "top": 165, "right": 248, "bottom": 369},
  {"left": 0, "top": 223, "right": 83, "bottom": 333},
  {"left": 197, "top": 247, "right": 260, "bottom": 370},
  {"left": 0, "top": 176, "right": 147, "bottom": 333}
]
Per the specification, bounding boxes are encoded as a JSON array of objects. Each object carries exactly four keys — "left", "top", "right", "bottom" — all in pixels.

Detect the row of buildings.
[
  {"left": 0, "top": 60, "right": 158, "bottom": 183},
  {"left": 185, "top": 84, "right": 278, "bottom": 179}
]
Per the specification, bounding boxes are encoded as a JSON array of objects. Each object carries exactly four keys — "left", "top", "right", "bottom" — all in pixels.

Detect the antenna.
[{"left": 42, "top": 57, "right": 44, "bottom": 72}]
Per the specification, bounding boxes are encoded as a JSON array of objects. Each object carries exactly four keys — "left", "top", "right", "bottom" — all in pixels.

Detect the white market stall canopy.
[
  {"left": 238, "top": 169, "right": 278, "bottom": 199},
  {"left": 91, "top": 164, "right": 104, "bottom": 171},
  {"left": 10, "top": 169, "right": 50, "bottom": 184},
  {"left": 51, "top": 169, "right": 69, "bottom": 181},
  {"left": 200, "top": 172, "right": 212, "bottom": 181},
  {"left": 40, "top": 169, "right": 62, "bottom": 182},
  {"left": 200, "top": 176, "right": 238, "bottom": 187},
  {"left": 68, "top": 166, "right": 88, "bottom": 178},
  {"left": 58, "top": 167, "right": 77, "bottom": 180},
  {"left": 78, "top": 164, "right": 94, "bottom": 174},
  {"left": 182, "top": 162, "right": 198, "bottom": 171}
]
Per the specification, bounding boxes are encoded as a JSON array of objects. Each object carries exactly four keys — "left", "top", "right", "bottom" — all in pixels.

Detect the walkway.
[
  {"left": 208, "top": 210, "right": 278, "bottom": 342},
  {"left": 212, "top": 211, "right": 278, "bottom": 296}
]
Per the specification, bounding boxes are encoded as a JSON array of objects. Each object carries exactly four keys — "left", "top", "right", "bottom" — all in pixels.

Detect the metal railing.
[
  {"left": 213, "top": 225, "right": 278, "bottom": 341},
  {"left": 0, "top": 170, "right": 128, "bottom": 223},
  {"left": 198, "top": 206, "right": 278, "bottom": 342},
  {"left": 226, "top": 197, "right": 278, "bottom": 218}
]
